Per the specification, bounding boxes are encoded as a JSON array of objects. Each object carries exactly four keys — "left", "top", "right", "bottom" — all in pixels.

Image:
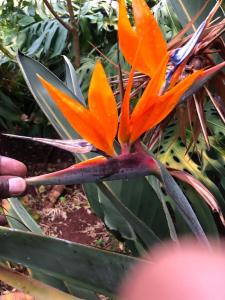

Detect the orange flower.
[
  {"left": 38, "top": 58, "right": 202, "bottom": 155},
  {"left": 118, "top": 0, "right": 167, "bottom": 77},
  {"left": 37, "top": 0, "right": 203, "bottom": 156},
  {"left": 38, "top": 61, "right": 118, "bottom": 157}
]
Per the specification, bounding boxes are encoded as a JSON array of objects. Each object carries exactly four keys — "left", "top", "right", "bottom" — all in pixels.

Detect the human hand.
[
  {"left": 119, "top": 240, "right": 225, "bottom": 300},
  {"left": 0, "top": 156, "right": 27, "bottom": 199}
]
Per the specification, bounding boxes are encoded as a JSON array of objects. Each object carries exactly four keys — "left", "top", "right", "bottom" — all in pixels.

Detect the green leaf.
[
  {"left": 17, "top": 52, "right": 83, "bottom": 139},
  {"left": 157, "top": 160, "right": 209, "bottom": 244},
  {"left": 181, "top": 185, "right": 219, "bottom": 236},
  {"left": 2, "top": 199, "right": 29, "bottom": 231},
  {"left": 2, "top": 198, "right": 70, "bottom": 293},
  {"left": 63, "top": 55, "right": 86, "bottom": 106},
  {"left": 98, "top": 181, "right": 137, "bottom": 240},
  {"left": 0, "top": 227, "right": 139, "bottom": 297},
  {"left": 7, "top": 198, "right": 42, "bottom": 234},
  {"left": 98, "top": 182, "right": 161, "bottom": 248}
]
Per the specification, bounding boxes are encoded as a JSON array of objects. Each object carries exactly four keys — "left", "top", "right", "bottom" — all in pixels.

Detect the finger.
[
  {"left": 0, "top": 156, "right": 27, "bottom": 177},
  {"left": 0, "top": 176, "right": 27, "bottom": 198}
]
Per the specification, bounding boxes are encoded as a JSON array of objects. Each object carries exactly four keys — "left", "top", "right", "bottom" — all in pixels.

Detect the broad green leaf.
[
  {"left": 65, "top": 283, "right": 100, "bottom": 300},
  {"left": 19, "top": 19, "right": 68, "bottom": 60},
  {"left": 120, "top": 177, "right": 169, "bottom": 240},
  {"left": 50, "top": 25, "right": 68, "bottom": 59},
  {"left": 0, "top": 227, "right": 139, "bottom": 297}
]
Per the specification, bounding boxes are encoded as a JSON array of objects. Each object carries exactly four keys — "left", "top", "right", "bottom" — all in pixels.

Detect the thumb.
[{"left": 0, "top": 177, "right": 26, "bottom": 199}]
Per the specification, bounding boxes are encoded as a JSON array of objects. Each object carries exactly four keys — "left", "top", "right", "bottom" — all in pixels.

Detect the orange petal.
[
  {"left": 131, "top": 54, "right": 169, "bottom": 120},
  {"left": 118, "top": 66, "right": 135, "bottom": 146},
  {"left": 130, "top": 70, "right": 203, "bottom": 142},
  {"left": 118, "top": 0, "right": 156, "bottom": 76},
  {"left": 37, "top": 75, "right": 116, "bottom": 156},
  {"left": 88, "top": 60, "right": 118, "bottom": 151},
  {"left": 132, "top": 0, "right": 167, "bottom": 77}
]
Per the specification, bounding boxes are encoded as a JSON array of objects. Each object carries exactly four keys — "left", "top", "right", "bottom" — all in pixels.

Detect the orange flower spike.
[
  {"left": 118, "top": 66, "right": 135, "bottom": 147},
  {"left": 37, "top": 75, "right": 116, "bottom": 157},
  {"left": 118, "top": 0, "right": 162, "bottom": 76},
  {"left": 88, "top": 60, "right": 118, "bottom": 154},
  {"left": 130, "top": 70, "right": 203, "bottom": 143},
  {"left": 132, "top": 0, "right": 167, "bottom": 76},
  {"left": 131, "top": 53, "right": 169, "bottom": 120}
]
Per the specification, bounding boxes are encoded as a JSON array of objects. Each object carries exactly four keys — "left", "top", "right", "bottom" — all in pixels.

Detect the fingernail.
[{"left": 9, "top": 177, "right": 26, "bottom": 195}]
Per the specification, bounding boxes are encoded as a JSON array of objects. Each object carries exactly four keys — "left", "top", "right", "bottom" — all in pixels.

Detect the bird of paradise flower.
[
  {"left": 7, "top": 0, "right": 225, "bottom": 242},
  {"left": 117, "top": 0, "right": 225, "bottom": 147}
]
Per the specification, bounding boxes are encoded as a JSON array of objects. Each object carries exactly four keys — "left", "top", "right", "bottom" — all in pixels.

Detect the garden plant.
[{"left": 0, "top": 0, "right": 225, "bottom": 299}]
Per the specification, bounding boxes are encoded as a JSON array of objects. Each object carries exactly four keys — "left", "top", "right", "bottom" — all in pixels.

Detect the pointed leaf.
[
  {"left": 2, "top": 198, "right": 78, "bottom": 294},
  {"left": 156, "top": 160, "right": 209, "bottom": 244},
  {"left": 17, "top": 52, "right": 82, "bottom": 140},
  {"left": 97, "top": 182, "right": 160, "bottom": 248},
  {"left": 63, "top": 55, "right": 86, "bottom": 106}
]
